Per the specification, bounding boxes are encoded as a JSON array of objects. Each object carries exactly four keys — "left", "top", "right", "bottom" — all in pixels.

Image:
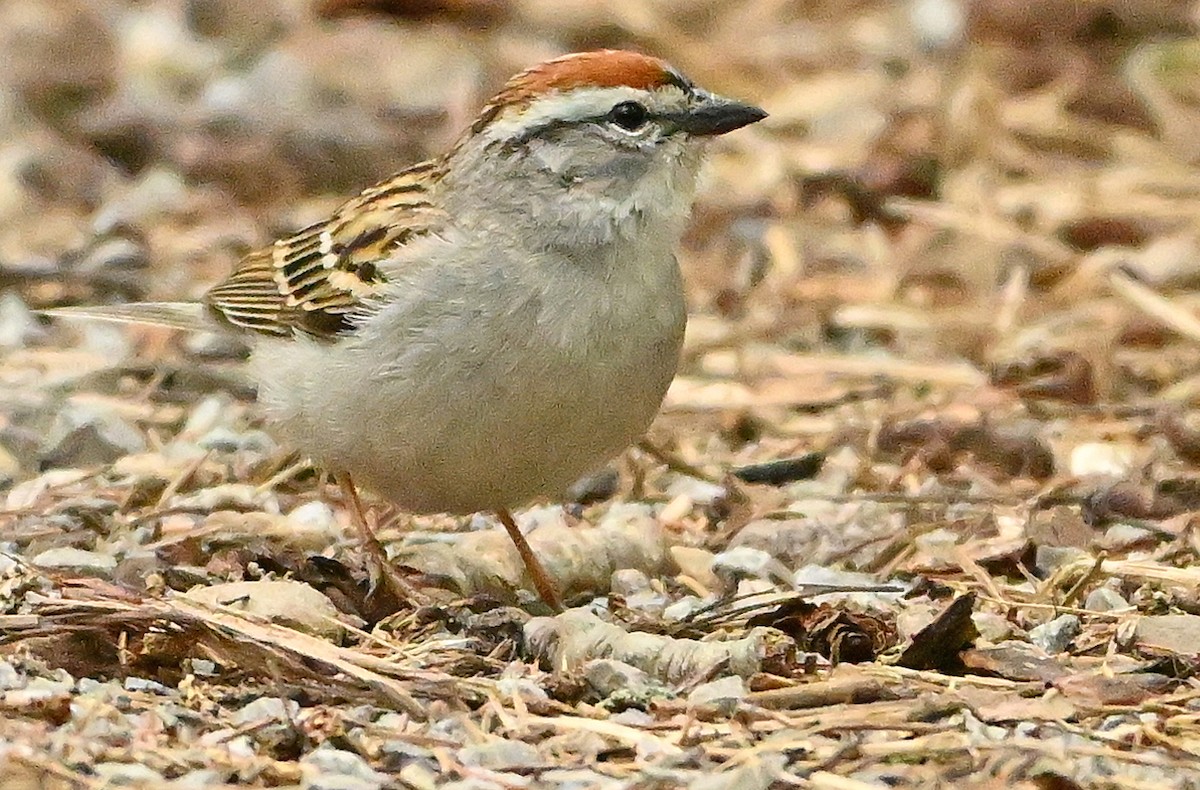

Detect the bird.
[{"left": 46, "top": 49, "right": 767, "bottom": 611}]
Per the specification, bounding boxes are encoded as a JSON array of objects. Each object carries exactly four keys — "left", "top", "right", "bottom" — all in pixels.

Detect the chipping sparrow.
[{"left": 49, "top": 50, "right": 767, "bottom": 610}]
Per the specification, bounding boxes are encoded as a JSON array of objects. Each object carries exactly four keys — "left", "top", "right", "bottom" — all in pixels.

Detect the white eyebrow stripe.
[{"left": 480, "top": 86, "right": 661, "bottom": 144}]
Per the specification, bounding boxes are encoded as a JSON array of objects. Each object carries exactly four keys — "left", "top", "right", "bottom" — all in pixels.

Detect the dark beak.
[{"left": 676, "top": 96, "right": 767, "bottom": 136}]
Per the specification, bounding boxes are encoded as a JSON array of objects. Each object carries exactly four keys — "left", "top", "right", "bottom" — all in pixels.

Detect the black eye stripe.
[{"left": 490, "top": 103, "right": 663, "bottom": 152}]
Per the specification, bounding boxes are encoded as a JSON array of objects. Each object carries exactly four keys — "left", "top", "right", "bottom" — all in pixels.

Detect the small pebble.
[
  {"left": 9, "top": 676, "right": 72, "bottom": 702},
  {"left": 597, "top": 501, "right": 656, "bottom": 528},
  {"left": 662, "top": 596, "right": 705, "bottom": 622},
  {"left": 302, "top": 776, "right": 383, "bottom": 790},
  {"left": 123, "top": 676, "right": 168, "bottom": 694},
  {"left": 664, "top": 476, "right": 726, "bottom": 506},
  {"left": 286, "top": 500, "right": 339, "bottom": 536},
  {"left": 913, "top": 528, "right": 959, "bottom": 563},
  {"left": 197, "top": 426, "right": 276, "bottom": 454},
  {"left": 188, "top": 659, "right": 218, "bottom": 676},
  {"left": 609, "top": 568, "right": 651, "bottom": 597},
  {"left": 539, "top": 769, "right": 625, "bottom": 790},
  {"left": 1069, "top": 442, "right": 1136, "bottom": 479},
  {"left": 74, "top": 236, "right": 148, "bottom": 297},
  {"left": 6, "top": 469, "right": 90, "bottom": 510},
  {"left": 0, "top": 659, "right": 25, "bottom": 691},
  {"left": 0, "top": 444, "right": 19, "bottom": 489},
  {"left": 1034, "top": 546, "right": 1090, "bottom": 576},
  {"left": 494, "top": 677, "right": 549, "bottom": 704},
  {"left": 169, "top": 769, "right": 233, "bottom": 789},
  {"left": 621, "top": 589, "right": 669, "bottom": 616},
  {"left": 91, "top": 168, "right": 189, "bottom": 234},
  {"left": 396, "top": 763, "right": 439, "bottom": 790},
  {"left": 972, "top": 611, "right": 1015, "bottom": 644},
  {"left": 77, "top": 322, "right": 135, "bottom": 362},
  {"left": 1085, "top": 587, "right": 1129, "bottom": 612},
  {"left": 728, "top": 516, "right": 824, "bottom": 569},
  {"left": 378, "top": 739, "right": 436, "bottom": 772},
  {"left": 169, "top": 483, "right": 267, "bottom": 512},
  {"left": 1099, "top": 523, "right": 1155, "bottom": 551},
  {"left": 0, "top": 292, "right": 46, "bottom": 349},
  {"left": 583, "top": 659, "right": 655, "bottom": 698},
  {"left": 184, "top": 579, "right": 344, "bottom": 641},
  {"left": 41, "top": 404, "right": 146, "bottom": 468},
  {"left": 910, "top": 0, "right": 965, "bottom": 51},
  {"left": 92, "top": 763, "right": 165, "bottom": 787},
  {"left": 687, "top": 676, "right": 746, "bottom": 711},
  {"left": 658, "top": 493, "right": 694, "bottom": 523},
  {"left": 458, "top": 738, "right": 540, "bottom": 771},
  {"left": 225, "top": 734, "right": 256, "bottom": 760},
  {"left": 566, "top": 465, "right": 619, "bottom": 504},
  {"left": 233, "top": 696, "right": 299, "bottom": 725},
  {"left": 76, "top": 678, "right": 106, "bottom": 695},
  {"left": 1134, "top": 614, "right": 1200, "bottom": 655},
  {"left": 792, "top": 564, "right": 906, "bottom": 605},
  {"left": 609, "top": 709, "right": 654, "bottom": 727},
  {"left": 439, "top": 780, "right": 506, "bottom": 790},
  {"left": 181, "top": 394, "right": 237, "bottom": 437},
  {"left": 962, "top": 707, "right": 1008, "bottom": 743},
  {"left": 670, "top": 546, "right": 717, "bottom": 590},
  {"left": 1029, "top": 614, "right": 1081, "bottom": 655},
  {"left": 31, "top": 547, "right": 117, "bottom": 572},
  {"left": 735, "top": 578, "right": 777, "bottom": 597},
  {"left": 529, "top": 504, "right": 572, "bottom": 531},
  {"left": 711, "top": 546, "right": 789, "bottom": 586},
  {"left": 300, "top": 746, "right": 386, "bottom": 790},
  {"left": 689, "top": 753, "right": 784, "bottom": 790},
  {"left": 793, "top": 564, "right": 878, "bottom": 588}
]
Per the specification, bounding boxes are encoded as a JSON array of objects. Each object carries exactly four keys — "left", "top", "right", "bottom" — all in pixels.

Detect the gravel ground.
[{"left": 5, "top": 1, "right": 1200, "bottom": 787}]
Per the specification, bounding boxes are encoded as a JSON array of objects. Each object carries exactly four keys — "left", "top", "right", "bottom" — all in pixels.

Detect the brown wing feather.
[{"left": 204, "top": 161, "right": 446, "bottom": 339}]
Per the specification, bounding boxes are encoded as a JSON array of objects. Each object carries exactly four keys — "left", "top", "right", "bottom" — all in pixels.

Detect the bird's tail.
[{"left": 41, "top": 302, "right": 218, "bottom": 333}]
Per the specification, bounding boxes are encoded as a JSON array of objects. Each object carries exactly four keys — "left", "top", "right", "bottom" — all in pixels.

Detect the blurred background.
[{"left": 5, "top": 0, "right": 1200, "bottom": 514}]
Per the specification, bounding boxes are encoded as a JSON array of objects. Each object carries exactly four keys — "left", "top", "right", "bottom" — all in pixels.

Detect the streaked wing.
[{"left": 204, "top": 160, "right": 445, "bottom": 339}]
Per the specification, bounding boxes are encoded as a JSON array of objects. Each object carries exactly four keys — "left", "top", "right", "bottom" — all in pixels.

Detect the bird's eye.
[{"left": 608, "top": 101, "right": 649, "bottom": 132}]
